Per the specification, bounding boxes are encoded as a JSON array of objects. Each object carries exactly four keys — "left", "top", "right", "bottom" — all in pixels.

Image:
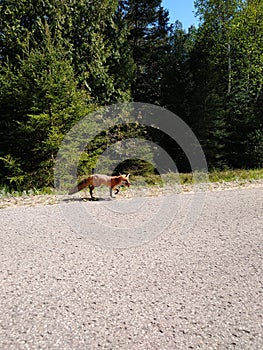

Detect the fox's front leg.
[{"left": 110, "top": 187, "right": 119, "bottom": 197}]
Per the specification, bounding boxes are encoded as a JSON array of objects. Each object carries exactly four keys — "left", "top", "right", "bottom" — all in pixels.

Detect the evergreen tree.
[
  {"left": 191, "top": 0, "right": 263, "bottom": 168},
  {"left": 0, "top": 21, "right": 91, "bottom": 190},
  {"left": 1, "top": 0, "right": 262, "bottom": 192},
  {"left": 119, "top": 0, "right": 171, "bottom": 103},
  {"left": 226, "top": 0, "right": 263, "bottom": 167},
  {"left": 62, "top": 0, "right": 135, "bottom": 104},
  {"left": 0, "top": 0, "right": 135, "bottom": 190},
  {"left": 161, "top": 22, "right": 196, "bottom": 118}
]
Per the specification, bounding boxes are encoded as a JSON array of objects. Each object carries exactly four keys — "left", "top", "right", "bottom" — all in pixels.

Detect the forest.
[{"left": 0, "top": 0, "right": 262, "bottom": 191}]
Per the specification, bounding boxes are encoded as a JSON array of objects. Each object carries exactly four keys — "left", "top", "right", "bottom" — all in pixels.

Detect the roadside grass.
[
  {"left": 133, "top": 168, "right": 263, "bottom": 187},
  {"left": 0, "top": 168, "right": 263, "bottom": 198},
  {"left": 0, "top": 186, "right": 54, "bottom": 198},
  {"left": 208, "top": 168, "right": 263, "bottom": 183}
]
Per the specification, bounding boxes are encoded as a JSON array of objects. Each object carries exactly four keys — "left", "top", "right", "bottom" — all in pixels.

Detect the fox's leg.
[
  {"left": 110, "top": 187, "right": 119, "bottom": 197},
  {"left": 89, "top": 185, "right": 95, "bottom": 199}
]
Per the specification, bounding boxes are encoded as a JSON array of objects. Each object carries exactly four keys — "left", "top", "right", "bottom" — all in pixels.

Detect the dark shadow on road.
[{"left": 61, "top": 196, "right": 113, "bottom": 203}]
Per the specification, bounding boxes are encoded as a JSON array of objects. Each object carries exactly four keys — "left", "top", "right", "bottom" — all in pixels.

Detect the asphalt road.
[{"left": 0, "top": 187, "right": 262, "bottom": 349}]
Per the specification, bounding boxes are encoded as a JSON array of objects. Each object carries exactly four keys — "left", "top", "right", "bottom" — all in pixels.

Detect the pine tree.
[
  {"left": 119, "top": 0, "right": 171, "bottom": 103},
  {"left": 0, "top": 19, "right": 91, "bottom": 190},
  {"left": 0, "top": 0, "right": 135, "bottom": 190},
  {"left": 191, "top": 0, "right": 263, "bottom": 169}
]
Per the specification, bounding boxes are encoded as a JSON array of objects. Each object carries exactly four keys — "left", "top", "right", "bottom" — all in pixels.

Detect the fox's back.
[{"left": 91, "top": 174, "right": 111, "bottom": 187}]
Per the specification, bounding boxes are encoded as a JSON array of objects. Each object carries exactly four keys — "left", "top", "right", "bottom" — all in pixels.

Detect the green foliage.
[
  {"left": 0, "top": 19, "right": 92, "bottom": 190},
  {"left": 0, "top": 0, "right": 262, "bottom": 192},
  {"left": 208, "top": 168, "right": 263, "bottom": 182},
  {"left": 0, "top": 0, "right": 135, "bottom": 191},
  {"left": 184, "top": 0, "right": 263, "bottom": 169},
  {"left": 77, "top": 122, "right": 154, "bottom": 177},
  {"left": 119, "top": 0, "right": 171, "bottom": 103}
]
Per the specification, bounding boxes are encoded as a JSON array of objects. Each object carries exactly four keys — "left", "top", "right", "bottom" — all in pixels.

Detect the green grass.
[
  {"left": 133, "top": 168, "right": 263, "bottom": 187},
  {"left": 208, "top": 168, "right": 263, "bottom": 183},
  {"left": 0, "top": 186, "right": 54, "bottom": 198}
]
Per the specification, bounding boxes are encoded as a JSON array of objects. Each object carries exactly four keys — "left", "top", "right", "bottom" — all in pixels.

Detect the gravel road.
[{"left": 0, "top": 187, "right": 262, "bottom": 349}]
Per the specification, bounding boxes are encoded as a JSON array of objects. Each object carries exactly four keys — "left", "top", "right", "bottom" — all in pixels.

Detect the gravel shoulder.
[{"left": 0, "top": 185, "right": 262, "bottom": 349}]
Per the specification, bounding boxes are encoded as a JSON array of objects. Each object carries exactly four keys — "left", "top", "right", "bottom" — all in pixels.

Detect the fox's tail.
[
  {"left": 68, "top": 178, "right": 88, "bottom": 195},
  {"left": 68, "top": 185, "right": 79, "bottom": 195}
]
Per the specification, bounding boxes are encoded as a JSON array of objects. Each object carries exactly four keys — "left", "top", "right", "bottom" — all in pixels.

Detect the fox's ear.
[{"left": 126, "top": 173, "right": 130, "bottom": 178}]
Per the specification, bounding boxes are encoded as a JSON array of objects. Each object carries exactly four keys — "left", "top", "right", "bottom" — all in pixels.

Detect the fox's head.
[{"left": 120, "top": 173, "right": 131, "bottom": 187}]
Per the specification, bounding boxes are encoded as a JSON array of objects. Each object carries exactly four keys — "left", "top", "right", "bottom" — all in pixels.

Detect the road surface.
[{"left": 0, "top": 187, "right": 262, "bottom": 349}]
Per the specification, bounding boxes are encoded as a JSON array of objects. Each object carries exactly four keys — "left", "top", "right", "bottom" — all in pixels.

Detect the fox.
[{"left": 68, "top": 173, "right": 131, "bottom": 199}]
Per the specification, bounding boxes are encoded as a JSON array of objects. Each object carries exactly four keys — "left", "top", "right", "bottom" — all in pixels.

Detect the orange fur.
[{"left": 69, "top": 174, "right": 130, "bottom": 198}]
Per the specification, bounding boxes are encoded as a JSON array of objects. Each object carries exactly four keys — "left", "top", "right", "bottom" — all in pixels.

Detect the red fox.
[{"left": 68, "top": 173, "right": 130, "bottom": 199}]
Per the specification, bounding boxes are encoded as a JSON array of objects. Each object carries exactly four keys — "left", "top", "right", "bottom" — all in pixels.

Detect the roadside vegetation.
[
  {"left": 131, "top": 168, "right": 263, "bottom": 188},
  {"left": 1, "top": 1, "right": 262, "bottom": 195}
]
